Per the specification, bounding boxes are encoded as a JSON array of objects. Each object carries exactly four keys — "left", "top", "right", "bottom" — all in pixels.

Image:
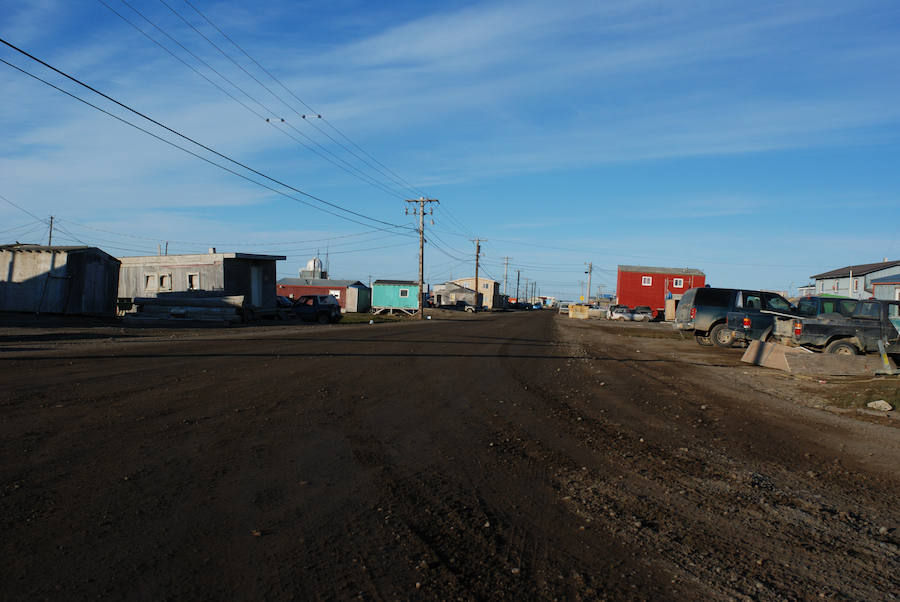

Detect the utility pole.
[
  {"left": 405, "top": 197, "right": 439, "bottom": 319},
  {"left": 503, "top": 256, "right": 510, "bottom": 297},
  {"left": 472, "top": 238, "right": 485, "bottom": 308},
  {"left": 585, "top": 262, "right": 593, "bottom": 305},
  {"left": 516, "top": 270, "right": 520, "bottom": 304},
  {"left": 47, "top": 216, "right": 53, "bottom": 246},
  {"left": 523, "top": 277, "right": 529, "bottom": 303}
]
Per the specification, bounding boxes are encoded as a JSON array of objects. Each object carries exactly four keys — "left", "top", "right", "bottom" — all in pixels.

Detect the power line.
[
  {"left": 181, "top": 0, "right": 429, "bottom": 200},
  {"left": 0, "top": 40, "right": 413, "bottom": 233},
  {"left": 100, "top": 0, "right": 410, "bottom": 201}
]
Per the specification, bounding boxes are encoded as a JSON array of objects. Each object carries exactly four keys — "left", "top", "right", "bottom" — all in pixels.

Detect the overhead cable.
[{"left": 0, "top": 39, "right": 412, "bottom": 232}]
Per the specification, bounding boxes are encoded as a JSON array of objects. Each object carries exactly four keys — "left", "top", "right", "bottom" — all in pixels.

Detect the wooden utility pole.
[
  {"left": 503, "top": 256, "right": 510, "bottom": 296},
  {"left": 405, "top": 197, "right": 439, "bottom": 319},
  {"left": 585, "top": 262, "right": 593, "bottom": 305},
  {"left": 515, "top": 270, "right": 520, "bottom": 304},
  {"left": 47, "top": 216, "right": 53, "bottom": 246},
  {"left": 472, "top": 238, "right": 485, "bottom": 308}
]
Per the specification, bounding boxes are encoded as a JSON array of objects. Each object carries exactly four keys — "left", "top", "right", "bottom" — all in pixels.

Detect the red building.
[
  {"left": 275, "top": 277, "right": 371, "bottom": 313},
  {"left": 616, "top": 265, "right": 706, "bottom": 316}
]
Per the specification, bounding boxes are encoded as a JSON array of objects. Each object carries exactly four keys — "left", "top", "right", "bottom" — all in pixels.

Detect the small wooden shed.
[{"left": 0, "top": 244, "right": 120, "bottom": 316}]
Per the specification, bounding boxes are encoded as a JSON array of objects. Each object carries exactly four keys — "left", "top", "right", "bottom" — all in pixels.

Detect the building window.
[
  {"left": 399, "top": 288, "right": 409, "bottom": 298},
  {"left": 328, "top": 289, "right": 342, "bottom": 299},
  {"left": 673, "top": 278, "right": 684, "bottom": 288},
  {"left": 483, "top": 283, "right": 489, "bottom": 289},
  {"left": 854, "top": 278, "right": 859, "bottom": 291},
  {"left": 187, "top": 273, "right": 200, "bottom": 290},
  {"left": 159, "top": 274, "right": 172, "bottom": 291},
  {"left": 641, "top": 276, "right": 652, "bottom": 286},
  {"left": 144, "top": 273, "right": 158, "bottom": 292}
]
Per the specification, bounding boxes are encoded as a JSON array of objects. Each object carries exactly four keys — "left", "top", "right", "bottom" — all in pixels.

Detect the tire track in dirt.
[{"left": 544, "top": 316, "right": 900, "bottom": 599}]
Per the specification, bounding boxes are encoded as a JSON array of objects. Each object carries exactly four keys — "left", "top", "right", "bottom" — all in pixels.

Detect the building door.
[{"left": 250, "top": 264, "right": 262, "bottom": 307}]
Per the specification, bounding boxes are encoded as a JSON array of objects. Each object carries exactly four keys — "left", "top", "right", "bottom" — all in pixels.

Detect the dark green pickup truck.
[
  {"left": 772, "top": 299, "right": 900, "bottom": 355},
  {"left": 727, "top": 295, "right": 856, "bottom": 343}
]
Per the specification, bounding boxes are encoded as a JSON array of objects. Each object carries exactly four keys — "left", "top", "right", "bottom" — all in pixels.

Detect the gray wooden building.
[
  {"left": 811, "top": 260, "right": 900, "bottom": 300},
  {"left": 118, "top": 250, "right": 285, "bottom": 310},
  {"left": 432, "top": 282, "right": 478, "bottom": 308},
  {"left": 0, "top": 244, "right": 120, "bottom": 316}
]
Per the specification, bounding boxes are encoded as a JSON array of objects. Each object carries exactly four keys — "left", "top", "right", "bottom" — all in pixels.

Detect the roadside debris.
[{"left": 866, "top": 400, "right": 894, "bottom": 411}]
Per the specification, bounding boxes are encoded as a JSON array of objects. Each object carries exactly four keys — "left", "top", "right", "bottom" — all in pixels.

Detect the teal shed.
[{"left": 372, "top": 279, "right": 420, "bottom": 315}]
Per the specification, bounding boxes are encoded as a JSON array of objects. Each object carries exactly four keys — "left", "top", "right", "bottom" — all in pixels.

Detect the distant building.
[
  {"left": 0, "top": 244, "right": 120, "bottom": 316},
  {"left": 449, "top": 277, "right": 501, "bottom": 309},
  {"left": 371, "top": 279, "right": 420, "bottom": 315},
  {"left": 871, "top": 275, "right": 900, "bottom": 301},
  {"left": 616, "top": 265, "right": 706, "bottom": 316},
  {"left": 118, "top": 250, "right": 285, "bottom": 310},
  {"left": 276, "top": 278, "right": 371, "bottom": 312},
  {"left": 432, "top": 281, "right": 477, "bottom": 307},
  {"left": 811, "top": 260, "right": 900, "bottom": 299}
]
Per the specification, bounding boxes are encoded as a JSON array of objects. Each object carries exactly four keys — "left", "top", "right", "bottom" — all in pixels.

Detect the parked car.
[
  {"left": 772, "top": 299, "right": 900, "bottom": 355},
  {"left": 290, "top": 294, "right": 342, "bottom": 324},
  {"left": 632, "top": 306, "right": 654, "bottom": 322},
  {"left": 558, "top": 302, "right": 570, "bottom": 315},
  {"left": 675, "top": 287, "right": 785, "bottom": 348},
  {"left": 606, "top": 304, "right": 628, "bottom": 319},
  {"left": 609, "top": 306, "right": 632, "bottom": 321},
  {"left": 725, "top": 291, "right": 796, "bottom": 343}
]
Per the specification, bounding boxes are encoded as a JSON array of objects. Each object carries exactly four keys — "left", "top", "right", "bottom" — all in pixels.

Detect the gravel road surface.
[{"left": 2, "top": 311, "right": 898, "bottom": 600}]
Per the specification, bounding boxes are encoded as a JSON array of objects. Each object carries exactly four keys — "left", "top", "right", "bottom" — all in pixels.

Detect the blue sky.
[{"left": 1, "top": 0, "right": 899, "bottom": 300}]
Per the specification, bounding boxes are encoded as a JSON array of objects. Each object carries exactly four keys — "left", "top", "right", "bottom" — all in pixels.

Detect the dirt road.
[{"left": 2, "top": 312, "right": 898, "bottom": 600}]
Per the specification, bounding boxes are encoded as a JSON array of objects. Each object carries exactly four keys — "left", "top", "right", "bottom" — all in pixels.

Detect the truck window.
[
  {"left": 888, "top": 304, "right": 900, "bottom": 333},
  {"left": 697, "top": 289, "right": 733, "bottom": 307},
  {"left": 744, "top": 294, "right": 762, "bottom": 310},
  {"left": 856, "top": 302, "right": 879, "bottom": 318},
  {"left": 839, "top": 300, "right": 858, "bottom": 315},
  {"left": 797, "top": 299, "right": 818, "bottom": 315},
  {"left": 765, "top": 294, "right": 791, "bottom": 311}
]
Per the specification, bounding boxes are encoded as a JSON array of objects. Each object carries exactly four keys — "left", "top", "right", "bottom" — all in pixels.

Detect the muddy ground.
[{"left": 1, "top": 311, "right": 898, "bottom": 600}]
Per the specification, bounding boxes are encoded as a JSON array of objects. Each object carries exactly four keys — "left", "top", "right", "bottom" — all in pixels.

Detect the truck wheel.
[
  {"left": 825, "top": 340, "right": 857, "bottom": 355},
  {"left": 695, "top": 334, "right": 713, "bottom": 346},
  {"left": 710, "top": 323, "right": 735, "bottom": 348},
  {"left": 317, "top": 313, "right": 330, "bottom": 325}
]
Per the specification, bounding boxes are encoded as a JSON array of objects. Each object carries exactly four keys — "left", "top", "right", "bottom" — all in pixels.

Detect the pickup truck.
[
  {"left": 771, "top": 299, "right": 900, "bottom": 355},
  {"left": 675, "top": 287, "right": 782, "bottom": 347},
  {"left": 726, "top": 295, "right": 854, "bottom": 343},
  {"left": 290, "top": 295, "right": 343, "bottom": 324}
]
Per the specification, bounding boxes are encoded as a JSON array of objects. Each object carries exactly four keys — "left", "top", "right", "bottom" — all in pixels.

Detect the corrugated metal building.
[
  {"left": 276, "top": 278, "right": 371, "bottom": 312},
  {"left": 811, "top": 260, "right": 900, "bottom": 300},
  {"left": 0, "top": 244, "right": 120, "bottom": 316},
  {"left": 871, "top": 275, "right": 900, "bottom": 301},
  {"left": 616, "top": 265, "right": 706, "bottom": 317},
  {"left": 118, "top": 250, "right": 285, "bottom": 310},
  {"left": 372, "top": 280, "right": 420, "bottom": 314}
]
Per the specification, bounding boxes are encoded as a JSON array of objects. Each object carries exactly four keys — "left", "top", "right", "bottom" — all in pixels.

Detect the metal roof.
[
  {"left": 118, "top": 252, "right": 286, "bottom": 263},
  {"left": 870, "top": 274, "right": 900, "bottom": 284},
  {"left": 277, "top": 278, "right": 366, "bottom": 287},
  {"left": 0, "top": 243, "right": 118, "bottom": 261},
  {"left": 373, "top": 279, "right": 418, "bottom": 286},
  {"left": 811, "top": 260, "right": 900, "bottom": 279},
  {"left": 617, "top": 265, "right": 705, "bottom": 276}
]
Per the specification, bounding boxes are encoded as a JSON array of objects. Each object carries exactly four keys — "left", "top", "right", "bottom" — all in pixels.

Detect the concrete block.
[
  {"left": 568, "top": 304, "right": 590, "bottom": 320},
  {"left": 742, "top": 340, "right": 896, "bottom": 375}
]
